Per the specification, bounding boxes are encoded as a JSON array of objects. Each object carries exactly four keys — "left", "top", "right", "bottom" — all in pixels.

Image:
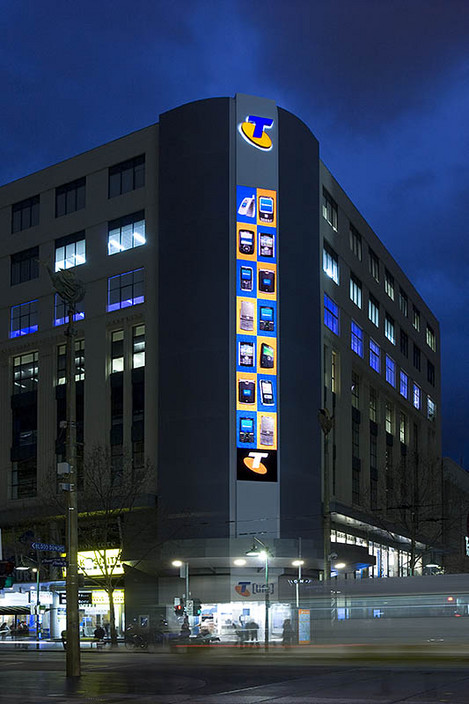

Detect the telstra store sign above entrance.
[{"left": 239, "top": 115, "right": 274, "bottom": 151}]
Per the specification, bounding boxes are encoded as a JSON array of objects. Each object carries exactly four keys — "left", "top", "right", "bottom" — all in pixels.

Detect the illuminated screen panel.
[{"left": 236, "top": 185, "right": 278, "bottom": 481}]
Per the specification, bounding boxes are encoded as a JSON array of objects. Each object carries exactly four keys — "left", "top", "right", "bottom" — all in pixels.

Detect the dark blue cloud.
[{"left": 1, "top": 0, "right": 467, "bottom": 465}]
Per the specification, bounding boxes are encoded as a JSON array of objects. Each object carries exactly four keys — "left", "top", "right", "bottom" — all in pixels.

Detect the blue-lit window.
[
  {"left": 369, "top": 339, "right": 380, "bottom": 373},
  {"left": 385, "top": 313, "right": 395, "bottom": 345},
  {"left": 54, "top": 294, "right": 85, "bottom": 327},
  {"left": 108, "top": 212, "right": 146, "bottom": 255},
  {"left": 324, "top": 294, "right": 339, "bottom": 335},
  {"left": 413, "top": 383, "right": 421, "bottom": 410},
  {"left": 351, "top": 321, "right": 364, "bottom": 357},
  {"left": 427, "top": 396, "right": 436, "bottom": 421},
  {"left": 108, "top": 268, "right": 144, "bottom": 312},
  {"left": 323, "top": 242, "right": 339, "bottom": 284},
  {"left": 385, "top": 354, "right": 396, "bottom": 387},
  {"left": 399, "top": 370, "right": 408, "bottom": 399},
  {"left": 10, "top": 300, "right": 38, "bottom": 338}
]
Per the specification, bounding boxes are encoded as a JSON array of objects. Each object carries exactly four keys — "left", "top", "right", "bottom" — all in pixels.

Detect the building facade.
[{"left": 0, "top": 95, "right": 441, "bottom": 639}]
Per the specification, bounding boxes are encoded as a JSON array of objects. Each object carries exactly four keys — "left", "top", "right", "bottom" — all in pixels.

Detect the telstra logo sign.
[
  {"left": 239, "top": 115, "right": 274, "bottom": 150},
  {"left": 243, "top": 452, "right": 269, "bottom": 475}
]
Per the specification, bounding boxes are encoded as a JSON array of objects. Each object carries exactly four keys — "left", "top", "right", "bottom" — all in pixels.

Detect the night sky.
[{"left": 1, "top": 0, "right": 467, "bottom": 467}]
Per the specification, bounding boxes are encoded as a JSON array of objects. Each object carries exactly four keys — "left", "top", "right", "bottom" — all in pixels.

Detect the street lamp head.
[
  {"left": 246, "top": 544, "right": 261, "bottom": 557},
  {"left": 292, "top": 560, "right": 304, "bottom": 567},
  {"left": 172, "top": 560, "right": 183, "bottom": 567},
  {"left": 334, "top": 562, "right": 346, "bottom": 570},
  {"left": 233, "top": 559, "right": 246, "bottom": 566}
]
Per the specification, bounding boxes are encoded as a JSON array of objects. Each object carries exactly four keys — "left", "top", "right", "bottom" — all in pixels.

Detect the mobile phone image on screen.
[
  {"left": 259, "top": 269, "right": 275, "bottom": 293},
  {"left": 239, "top": 417, "right": 255, "bottom": 443},
  {"left": 259, "top": 305, "right": 274, "bottom": 332},
  {"left": 238, "top": 341, "right": 255, "bottom": 367},
  {"left": 260, "top": 342, "right": 274, "bottom": 369},
  {"left": 259, "top": 378, "right": 274, "bottom": 406},
  {"left": 258, "top": 196, "right": 274, "bottom": 223},
  {"left": 239, "top": 229, "right": 255, "bottom": 255},
  {"left": 239, "top": 379, "right": 256, "bottom": 404}
]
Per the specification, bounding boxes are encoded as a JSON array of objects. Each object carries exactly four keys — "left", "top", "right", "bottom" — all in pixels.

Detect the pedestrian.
[
  {"left": 282, "top": 618, "right": 293, "bottom": 646},
  {"left": 94, "top": 625, "right": 105, "bottom": 641},
  {"left": 0, "top": 622, "right": 9, "bottom": 640},
  {"left": 245, "top": 619, "right": 259, "bottom": 645},
  {"left": 61, "top": 629, "right": 67, "bottom": 650}
]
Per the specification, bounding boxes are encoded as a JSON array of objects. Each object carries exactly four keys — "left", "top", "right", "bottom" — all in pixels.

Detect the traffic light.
[
  {"left": 0, "top": 561, "right": 14, "bottom": 589},
  {"left": 174, "top": 598, "right": 184, "bottom": 617},
  {"left": 193, "top": 598, "right": 202, "bottom": 616}
]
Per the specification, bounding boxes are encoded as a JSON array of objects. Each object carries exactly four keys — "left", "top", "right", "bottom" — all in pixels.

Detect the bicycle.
[{"left": 124, "top": 633, "right": 149, "bottom": 650}]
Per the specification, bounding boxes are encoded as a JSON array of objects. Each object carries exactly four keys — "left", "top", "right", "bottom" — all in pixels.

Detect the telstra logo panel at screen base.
[{"left": 237, "top": 449, "right": 278, "bottom": 482}]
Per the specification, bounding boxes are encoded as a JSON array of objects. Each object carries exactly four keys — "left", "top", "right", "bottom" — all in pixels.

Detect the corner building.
[{"left": 0, "top": 95, "right": 441, "bottom": 640}]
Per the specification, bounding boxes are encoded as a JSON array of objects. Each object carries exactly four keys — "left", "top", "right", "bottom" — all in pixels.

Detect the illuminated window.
[
  {"left": 385, "top": 313, "right": 395, "bottom": 345},
  {"left": 426, "top": 325, "right": 436, "bottom": 351},
  {"left": 427, "top": 396, "right": 436, "bottom": 421},
  {"left": 55, "top": 231, "right": 86, "bottom": 271},
  {"left": 11, "top": 246, "right": 39, "bottom": 285},
  {"left": 369, "top": 247, "right": 379, "bottom": 282},
  {"left": 322, "top": 187, "right": 338, "bottom": 230},
  {"left": 369, "top": 339, "right": 380, "bottom": 373},
  {"left": 413, "top": 383, "right": 421, "bottom": 410},
  {"left": 55, "top": 177, "right": 85, "bottom": 217},
  {"left": 413, "top": 306, "right": 420, "bottom": 331},
  {"left": 349, "top": 273, "right": 362, "bottom": 308},
  {"left": 399, "top": 412, "right": 407, "bottom": 444},
  {"left": 12, "top": 195, "right": 39, "bottom": 233},
  {"left": 323, "top": 242, "right": 339, "bottom": 283},
  {"left": 54, "top": 294, "right": 85, "bottom": 327},
  {"left": 399, "top": 370, "right": 408, "bottom": 399},
  {"left": 385, "top": 354, "right": 396, "bottom": 387},
  {"left": 13, "top": 352, "right": 38, "bottom": 394},
  {"left": 369, "top": 386, "right": 378, "bottom": 422},
  {"left": 57, "top": 340, "right": 85, "bottom": 384},
  {"left": 398, "top": 288, "right": 408, "bottom": 317},
  {"left": 111, "top": 330, "right": 124, "bottom": 373},
  {"left": 413, "top": 343, "right": 421, "bottom": 371},
  {"left": 10, "top": 300, "right": 38, "bottom": 338},
  {"left": 324, "top": 294, "right": 339, "bottom": 335},
  {"left": 385, "top": 402, "right": 393, "bottom": 434},
  {"left": 400, "top": 329, "right": 408, "bottom": 357},
  {"left": 109, "top": 155, "right": 145, "bottom": 198},
  {"left": 132, "top": 324, "right": 145, "bottom": 369},
  {"left": 384, "top": 269, "right": 395, "bottom": 300},
  {"left": 351, "top": 321, "right": 364, "bottom": 357},
  {"left": 349, "top": 224, "right": 362, "bottom": 260},
  {"left": 368, "top": 294, "right": 379, "bottom": 327},
  {"left": 108, "top": 212, "right": 146, "bottom": 255},
  {"left": 107, "top": 268, "right": 144, "bottom": 312}
]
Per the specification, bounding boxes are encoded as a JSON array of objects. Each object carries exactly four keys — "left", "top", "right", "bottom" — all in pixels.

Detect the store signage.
[
  {"left": 465, "top": 536, "right": 469, "bottom": 557},
  {"left": 92, "top": 589, "right": 124, "bottom": 605},
  {"left": 239, "top": 115, "right": 274, "bottom": 150},
  {"left": 298, "top": 609, "right": 311, "bottom": 644},
  {"left": 77, "top": 549, "right": 124, "bottom": 577},
  {"left": 234, "top": 580, "right": 275, "bottom": 598},
  {"left": 59, "top": 592, "right": 92, "bottom": 605},
  {"left": 236, "top": 184, "right": 278, "bottom": 482}
]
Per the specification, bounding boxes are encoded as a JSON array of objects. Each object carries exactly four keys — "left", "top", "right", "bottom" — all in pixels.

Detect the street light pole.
[
  {"left": 318, "top": 409, "right": 334, "bottom": 582},
  {"left": 246, "top": 537, "right": 271, "bottom": 650},
  {"left": 33, "top": 567, "right": 40, "bottom": 649}
]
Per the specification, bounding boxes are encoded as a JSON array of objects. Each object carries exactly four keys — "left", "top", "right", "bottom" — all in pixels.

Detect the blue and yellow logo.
[{"left": 239, "top": 115, "right": 274, "bottom": 151}]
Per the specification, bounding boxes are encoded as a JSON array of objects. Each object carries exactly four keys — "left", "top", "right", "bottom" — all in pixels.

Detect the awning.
[{"left": 0, "top": 606, "right": 30, "bottom": 615}]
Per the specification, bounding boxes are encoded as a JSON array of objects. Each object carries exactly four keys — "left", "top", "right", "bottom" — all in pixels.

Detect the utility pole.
[
  {"left": 318, "top": 409, "right": 334, "bottom": 582},
  {"left": 47, "top": 266, "right": 85, "bottom": 677}
]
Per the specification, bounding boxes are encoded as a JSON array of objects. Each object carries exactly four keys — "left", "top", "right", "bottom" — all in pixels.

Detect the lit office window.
[
  {"left": 324, "top": 294, "right": 339, "bottom": 335},
  {"left": 413, "top": 383, "right": 421, "bottom": 410},
  {"left": 413, "top": 306, "right": 420, "bottom": 331},
  {"left": 55, "top": 231, "right": 86, "bottom": 271},
  {"left": 322, "top": 187, "right": 338, "bottom": 231},
  {"left": 57, "top": 340, "right": 85, "bottom": 385},
  {"left": 351, "top": 371, "right": 360, "bottom": 409},
  {"left": 107, "top": 268, "right": 144, "bottom": 312},
  {"left": 323, "top": 242, "right": 339, "bottom": 283},
  {"left": 108, "top": 211, "right": 146, "bottom": 255},
  {"left": 12, "top": 195, "right": 39, "bottom": 233},
  {"left": 399, "top": 412, "right": 407, "bottom": 444},
  {"left": 369, "top": 386, "right": 378, "bottom": 422},
  {"left": 13, "top": 352, "right": 39, "bottom": 394},
  {"left": 399, "top": 370, "right": 408, "bottom": 399},
  {"left": 426, "top": 325, "right": 436, "bottom": 351},
  {"left": 399, "top": 288, "right": 408, "bottom": 317},
  {"left": 54, "top": 294, "right": 85, "bottom": 327},
  {"left": 351, "top": 321, "right": 364, "bottom": 357},
  {"left": 349, "top": 273, "right": 362, "bottom": 308},
  {"left": 111, "top": 330, "right": 124, "bottom": 373},
  {"left": 368, "top": 294, "right": 379, "bottom": 327},
  {"left": 369, "top": 339, "right": 380, "bottom": 373},
  {"left": 427, "top": 396, "right": 436, "bottom": 421},
  {"left": 55, "top": 177, "right": 85, "bottom": 217},
  {"left": 369, "top": 247, "right": 380, "bottom": 282},
  {"left": 384, "top": 269, "right": 395, "bottom": 300},
  {"left": 385, "top": 401, "right": 394, "bottom": 434},
  {"left": 385, "top": 354, "right": 396, "bottom": 387},
  {"left": 132, "top": 324, "right": 145, "bottom": 368},
  {"left": 10, "top": 300, "right": 38, "bottom": 338},
  {"left": 109, "top": 155, "right": 145, "bottom": 198},
  {"left": 385, "top": 313, "right": 395, "bottom": 345},
  {"left": 349, "top": 224, "right": 362, "bottom": 260}
]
